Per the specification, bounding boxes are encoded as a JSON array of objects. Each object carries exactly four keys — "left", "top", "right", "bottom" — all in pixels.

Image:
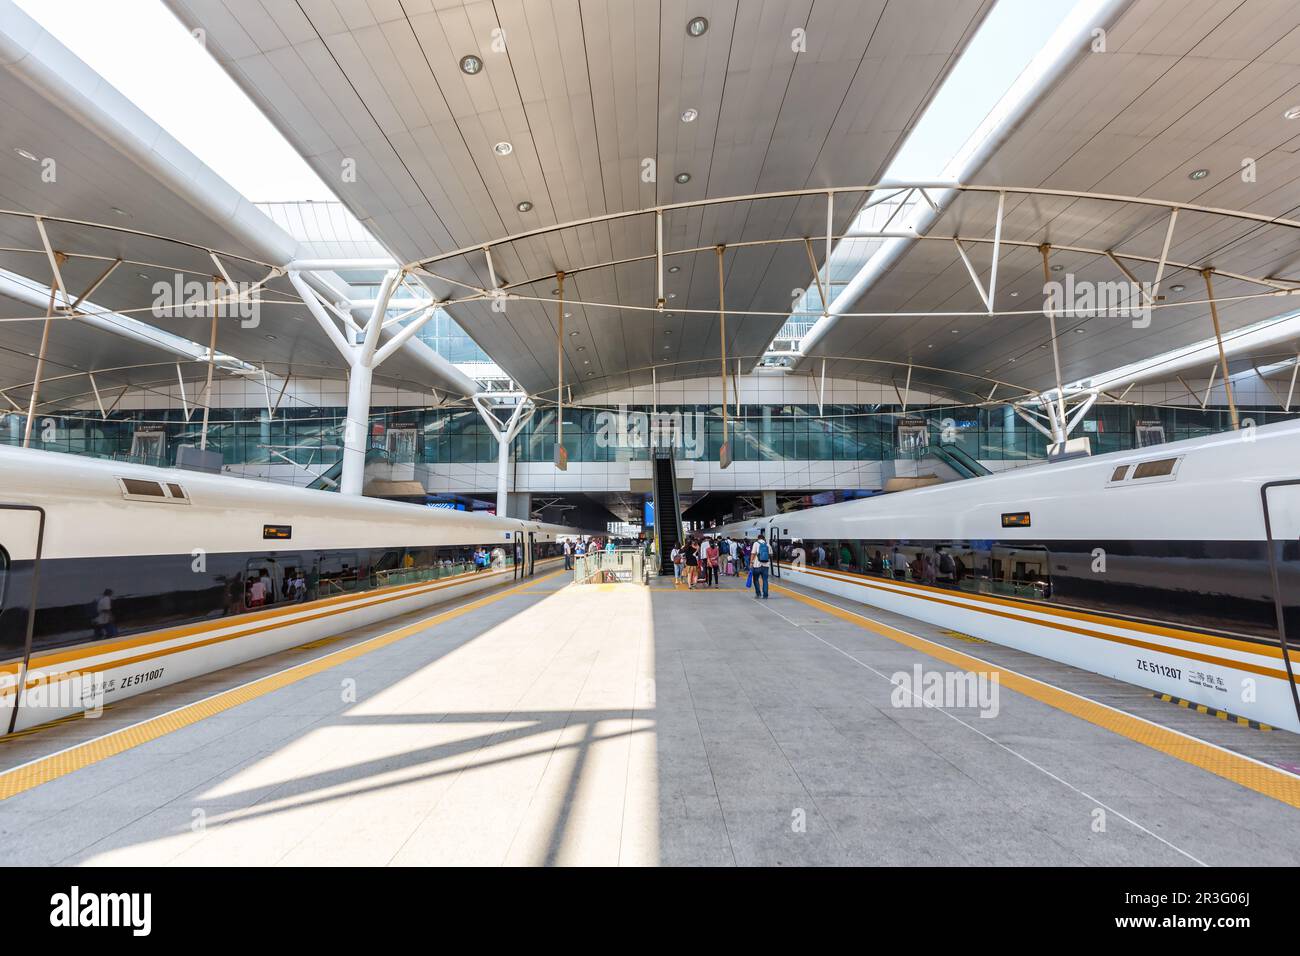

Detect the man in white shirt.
[{"left": 750, "top": 532, "right": 770, "bottom": 599}]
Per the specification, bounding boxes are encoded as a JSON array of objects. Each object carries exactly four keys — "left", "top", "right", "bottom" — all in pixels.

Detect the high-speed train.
[
  {"left": 0, "top": 445, "right": 588, "bottom": 734},
  {"left": 716, "top": 419, "right": 1300, "bottom": 734}
]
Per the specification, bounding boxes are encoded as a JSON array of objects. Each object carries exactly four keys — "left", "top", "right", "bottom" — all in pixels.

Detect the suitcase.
[{"left": 726, "top": 561, "right": 735, "bottom": 575}]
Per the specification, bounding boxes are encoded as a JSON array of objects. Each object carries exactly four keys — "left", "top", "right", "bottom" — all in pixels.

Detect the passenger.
[
  {"left": 750, "top": 531, "right": 771, "bottom": 600},
  {"left": 682, "top": 538, "right": 699, "bottom": 589},
  {"left": 706, "top": 539, "right": 720, "bottom": 588},
  {"left": 92, "top": 588, "right": 117, "bottom": 639},
  {"left": 291, "top": 568, "right": 307, "bottom": 601},
  {"left": 247, "top": 572, "right": 265, "bottom": 607},
  {"left": 563, "top": 539, "right": 573, "bottom": 570},
  {"left": 840, "top": 542, "right": 854, "bottom": 569},
  {"left": 892, "top": 546, "right": 907, "bottom": 580},
  {"left": 936, "top": 548, "right": 956, "bottom": 587},
  {"left": 605, "top": 539, "right": 616, "bottom": 555},
  {"left": 671, "top": 544, "right": 683, "bottom": 585}
]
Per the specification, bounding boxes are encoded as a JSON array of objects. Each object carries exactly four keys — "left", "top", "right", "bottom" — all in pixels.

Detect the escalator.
[
  {"left": 931, "top": 441, "right": 991, "bottom": 480},
  {"left": 652, "top": 451, "right": 684, "bottom": 575}
]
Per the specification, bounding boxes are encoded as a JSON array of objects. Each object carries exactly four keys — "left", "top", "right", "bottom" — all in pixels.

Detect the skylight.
[
  {"left": 776, "top": 0, "right": 1114, "bottom": 356},
  {"left": 13, "top": 0, "right": 336, "bottom": 202}
]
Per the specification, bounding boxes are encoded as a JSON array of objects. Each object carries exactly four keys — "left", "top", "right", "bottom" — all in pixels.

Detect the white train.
[
  {"left": 0, "top": 446, "right": 586, "bottom": 733},
  {"left": 716, "top": 419, "right": 1300, "bottom": 733}
]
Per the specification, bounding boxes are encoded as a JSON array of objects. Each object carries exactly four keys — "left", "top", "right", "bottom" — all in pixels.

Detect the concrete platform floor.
[{"left": 1, "top": 569, "right": 1298, "bottom": 866}]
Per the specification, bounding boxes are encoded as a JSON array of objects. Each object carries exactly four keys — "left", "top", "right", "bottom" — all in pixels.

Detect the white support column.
[
  {"left": 340, "top": 362, "right": 375, "bottom": 496},
  {"left": 474, "top": 394, "right": 535, "bottom": 516},
  {"left": 291, "top": 268, "right": 402, "bottom": 496}
]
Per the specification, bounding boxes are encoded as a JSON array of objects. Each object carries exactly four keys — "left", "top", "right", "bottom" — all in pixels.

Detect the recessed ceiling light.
[
  {"left": 1170, "top": 283, "right": 1185, "bottom": 292},
  {"left": 110, "top": 206, "right": 128, "bottom": 216},
  {"left": 675, "top": 172, "right": 691, "bottom": 184},
  {"left": 564, "top": 311, "right": 572, "bottom": 318},
  {"left": 576, "top": 346, "right": 586, "bottom": 352},
  {"left": 664, "top": 330, "right": 672, "bottom": 335},
  {"left": 568, "top": 330, "right": 578, "bottom": 336},
  {"left": 1009, "top": 290, "right": 1019, "bottom": 297},
  {"left": 586, "top": 371, "right": 594, "bottom": 377},
  {"left": 951, "top": 329, "right": 959, "bottom": 334},
  {"left": 494, "top": 141, "right": 513, "bottom": 156},
  {"left": 460, "top": 54, "right": 483, "bottom": 75},
  {"left": 583, "top": 359, "right": 590, "bottom": 364},
  {"left": 668, "top": 265, "right": 680, "bottom": 273},
  {"left": 664, "top": 345, "right": 671, "bottom": 350},
  {"left": 516, "top": 200, "right": 533, "bottom": 212},
  {"left": 1189, "top": 168, "right": 1209, "bottom": 180},
  {"left": 137, "top": 272, "right": 149, "bottom": 280},
  {"left": 927, "top": 344, "right": 933, "bottom": 348},
  {"left": 1285, "top": 106, "right": 1300, "bottom": 120},
  {"left": 668, "top": 292, "right": 677, "bottom": 299},
  {"left": 1075, "top": 328, "right": 1085, "bottom": 333},
  {"left": 1050, "top": 264, "right": 1063, "bottom": 272},
  {"left": 13, "top": 147, "right": 38, "bottom": 162},
  {"left": 681, "top": 108, "right": 698, "bottom": 123},
  {"left": 687, "top": 16, "right": 709, "bottom": 36},
  {"left": 265, "top": 334, "right": 277, "bottom": 340}
]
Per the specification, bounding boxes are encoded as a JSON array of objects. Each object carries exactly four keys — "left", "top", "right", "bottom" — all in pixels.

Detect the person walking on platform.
[
  {"left": 563, "top": 539, "right": 573, "bottom": 571},
  {"left": 671, "top": 544, "right": 683, "bottom": 585},
  {"left": 706, "top": 539, "right": 720, "bottom": 587},
  {"left": 750, "top": 531, "right": 770, "bottom": 600}
]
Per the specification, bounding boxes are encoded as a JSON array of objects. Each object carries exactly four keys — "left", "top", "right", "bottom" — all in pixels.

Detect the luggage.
[{"left": 726, "top": 561, "right": 735, "bottom": 576}]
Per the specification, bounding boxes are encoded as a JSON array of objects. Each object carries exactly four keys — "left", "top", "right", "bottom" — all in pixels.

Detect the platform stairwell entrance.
[{"left": 653, "top": 451, "right": 684, "bottom": 575}]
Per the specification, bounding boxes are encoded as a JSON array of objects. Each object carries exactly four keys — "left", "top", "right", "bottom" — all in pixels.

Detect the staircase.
[{"left": 653, "top": 451, "right": 684, "bottom": 575}]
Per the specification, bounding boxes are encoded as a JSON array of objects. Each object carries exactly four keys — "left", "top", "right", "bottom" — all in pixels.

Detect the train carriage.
[
  {"left": 715, "top": 419, "right": 1300, "bottom": 733},
  {"left": 0, "top": 446, "right": 587, "bottom": 733}
]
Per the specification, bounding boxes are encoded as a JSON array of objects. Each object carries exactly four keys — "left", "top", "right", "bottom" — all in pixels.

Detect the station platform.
[{"left": 1, "top": 570, "right": 1298, "bottom": 866}]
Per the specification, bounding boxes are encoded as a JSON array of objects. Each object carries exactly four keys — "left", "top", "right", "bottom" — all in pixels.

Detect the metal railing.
[{"left": 572, "top": 549, "right": 648, "bottom": 585}]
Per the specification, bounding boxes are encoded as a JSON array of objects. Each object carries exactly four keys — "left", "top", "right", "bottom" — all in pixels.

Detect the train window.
[
  {"left": 1131, "top": 457, "right": 1178, "bottom": 480},
  {"left": 245, "top": 555, "right": 306, "bottom": 609},
  {"left": 1109, "top": 465, "right": 1129, "bottom": 482},
  {"left": 369, "top": 548, "right": 404, "bottom": 588},
  {"left": 989, "top": 545, "right": 1051, "bottom": 600},
  {"left": 118, "top": 478, "right": 166, "bottom": 498},
  {"left": 319, "top": 552, "right": 360, "bottom": 595},
  {"left": 166, "top": 483, "right": 187, "bottom": 499}
]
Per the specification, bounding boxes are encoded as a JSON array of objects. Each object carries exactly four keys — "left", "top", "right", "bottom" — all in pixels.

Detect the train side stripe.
[
  {"left": 0, "top": 569, "right": 564, "bottom": 801},
  {"left": 773, "top": 584, "right": 1300, "bottom": 810},
  {"left": 792, "top": 565, "right": 1297, "bottom": 683}
]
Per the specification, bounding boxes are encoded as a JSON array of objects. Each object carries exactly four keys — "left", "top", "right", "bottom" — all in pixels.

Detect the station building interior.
[{"left": 0, "top": 0, "right": 1299, "bottom": 874}]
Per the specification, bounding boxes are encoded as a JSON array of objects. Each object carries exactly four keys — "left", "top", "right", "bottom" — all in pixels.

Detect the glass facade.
[{"left": 0, "top": 403, "right": 1288, "bottom": 472}]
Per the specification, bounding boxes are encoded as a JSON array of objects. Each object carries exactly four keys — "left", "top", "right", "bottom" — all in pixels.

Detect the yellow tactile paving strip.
[
  {"left": 774, "top": 584, "right": 1300, "bottom": 810},
  {"left": 0, "top": 570, "right": 563, "bottom": 802}
]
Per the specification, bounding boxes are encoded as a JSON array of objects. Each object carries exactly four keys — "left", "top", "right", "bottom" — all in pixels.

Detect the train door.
[
  {"left": 1260, "top": 481, "right": 1300, "bottom": 725},
  {"left": 0, "top": 505, "right": 45, "bottom": 735},
  {"left": 770, "top": 523, "right": 782, "bottom": 579},
  {"left": 512, "top": 531, "right": 524, "bottom": 580},
  {"left": 527, "top": 532, "right": 536, "bottom": 576}
]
